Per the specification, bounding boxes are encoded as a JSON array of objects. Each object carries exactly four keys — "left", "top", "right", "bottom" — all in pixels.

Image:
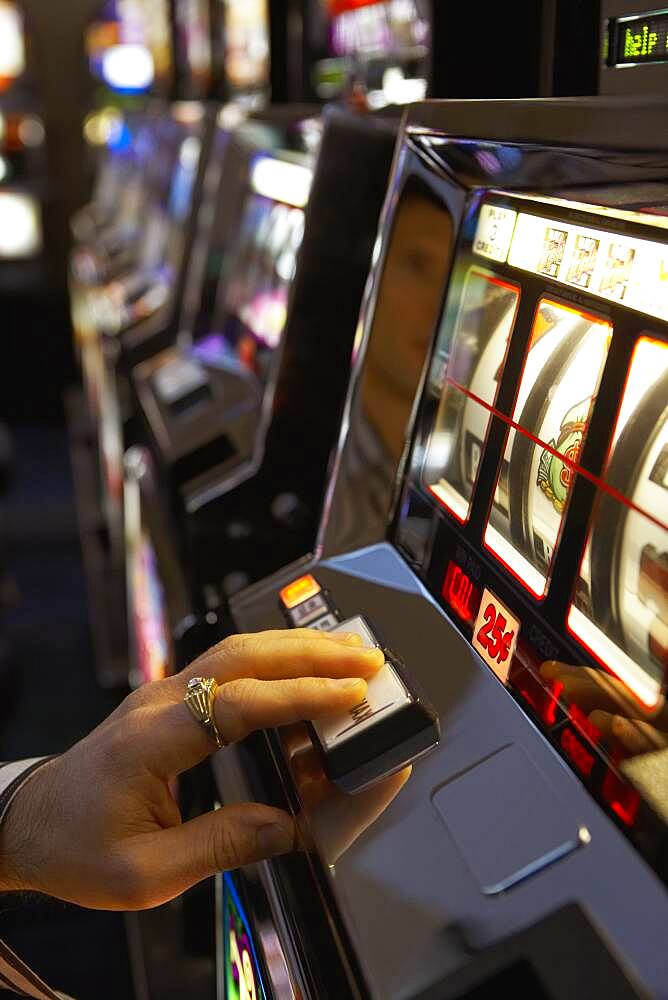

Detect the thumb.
[{"left": 126, "top": 803, "right": 296, "bottom": 908}]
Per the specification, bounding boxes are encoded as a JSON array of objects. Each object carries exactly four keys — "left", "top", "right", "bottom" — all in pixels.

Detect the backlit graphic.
[
  {"left": 537, "top": 398, "right": 589, "bottom": 513},
  {"left": 224, "top": 874, "right": 264, "bottom": 1000},
  {"left": 538, "top": 226, "right": 567, "bottom": 278}
]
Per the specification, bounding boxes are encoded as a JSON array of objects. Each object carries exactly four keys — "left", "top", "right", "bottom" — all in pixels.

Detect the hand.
[
  {"left": 285, "top": 728, "right": 412, "bottom": 865},
  {"left": 540, "top": 660, "right": 668, "bottom": 756},
  {"left": 0, "top": 629, "right": 383, "bottom": 910}
]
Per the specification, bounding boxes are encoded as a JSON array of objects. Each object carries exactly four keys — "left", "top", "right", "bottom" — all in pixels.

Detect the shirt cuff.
[{"left": 0, "top": 759, "right": 55, "bottom": 826}]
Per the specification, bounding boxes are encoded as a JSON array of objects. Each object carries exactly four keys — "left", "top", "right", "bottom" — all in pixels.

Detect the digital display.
[
  {"left": 131, "top": 533, "right": 171, "bottom": 685},
  {"left": 174, "top": 0, "right": 212, "bottom": 93},
  {"left": 223, "top": 0, "right": 270, "bottom": 92},
  {"left": 504, "top": 211, "right": 668, "bottom": 322},
  {"left": 0, "top": 192, "right": 42, "bottom": 258},
  {"left": 331, "top": 0, "right": 430, "bottom": 58},
  {"left": 612, "top": 8, "right": 668, "bottom": 66},
  {"left": 223, "top": 873, "right": 266, "bottom": 1000},
  {"left": 168, "top": 135, "right": 201, "bottom": 222},
  {"left": 213, "top": 188, "right": 306, "bottom": 380},
  {"left": 0, "top": 1, "right": 25, "bottom": 91},
  {"left": 442, "top": 561, "right": 481, "bottom": 626}
]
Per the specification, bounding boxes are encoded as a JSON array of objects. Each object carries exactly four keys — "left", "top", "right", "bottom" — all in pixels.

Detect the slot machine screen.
[
  {"left": 398, "top": 187, "right": 668, "bottom": 862},
  {"left": 222, "top": 0, "right": 270, "bottom": 93},
  {"left": 168, "top": 133, "right": 202, "bottom": 223},
  {"left": 129, "top": 530, "right": 172, "bottom": 685},
  {"left": 328, "top": 0, "right": 430, "bottom": 106},
  {"left": 198, "top": 155, "right": 311, "bottom": 383},
  {"left": 0, "top": 192, "right": 42, "bottom": 258},
  {"left": 223, "top": 873, "right": 267, "bottom": 1000},
  {"left": 0, "top": 1, "right": 25, "bottom": 93},
  {"left": 118, "top": 0, "right": 173, "bottom": 90},
  {"left": 124, "top": 450, "right": 175, "bottom": 687},
  {"left": 174, "top": 0, "right": 213, "bottom": 95}
]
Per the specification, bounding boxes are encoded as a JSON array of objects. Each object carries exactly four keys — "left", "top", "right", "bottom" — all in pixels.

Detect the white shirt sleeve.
[{"left": 0, "top": 760, "right": 73, "bottom": 999}]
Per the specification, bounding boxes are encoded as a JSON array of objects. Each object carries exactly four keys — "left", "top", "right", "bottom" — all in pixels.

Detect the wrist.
[{"left": 0, "top": 758, "right": 56, "bottom": 893}]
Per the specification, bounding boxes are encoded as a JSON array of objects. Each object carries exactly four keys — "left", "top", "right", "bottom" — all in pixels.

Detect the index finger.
[{"left": 181, "top": 629, "right": 385, "bottom": 688}]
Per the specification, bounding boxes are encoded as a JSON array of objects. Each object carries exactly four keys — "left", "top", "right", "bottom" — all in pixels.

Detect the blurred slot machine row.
[
  {"left": 65, "top": 1, "right": 668, "bottom": 998},
  {"left": 0, "top": 1, "right": 47, "bottom": 283}
]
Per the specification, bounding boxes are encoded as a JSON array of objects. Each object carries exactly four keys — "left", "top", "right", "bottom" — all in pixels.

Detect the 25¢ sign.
[{"left": 472, "top": 588, "right": 520, "bottom": 684}]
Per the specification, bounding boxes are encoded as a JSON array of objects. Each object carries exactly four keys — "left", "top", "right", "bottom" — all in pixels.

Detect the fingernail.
[
  {"left": 257, "top": 822, "right": 295, "bottom": 857},
  {"left": 328, "top": 632, "right": 363, "bottom": 645},
  {"left": 363, "top": 648, "right": 385, "bottom": 667},
  {"left": 333, "top": 677, "right": 365, "bottom": 690},
  {"left": 540, "top": 660, "right": 557, "bottom": 677}
]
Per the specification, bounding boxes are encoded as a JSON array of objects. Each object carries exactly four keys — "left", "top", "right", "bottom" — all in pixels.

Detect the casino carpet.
[{"left": 0, "top": 423, "right": 135, "bottom": 1000}]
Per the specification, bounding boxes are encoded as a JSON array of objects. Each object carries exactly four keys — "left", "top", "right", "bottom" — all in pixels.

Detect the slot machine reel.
[{"left": 589, "top": 365, "right": 668, "bottom": 700}]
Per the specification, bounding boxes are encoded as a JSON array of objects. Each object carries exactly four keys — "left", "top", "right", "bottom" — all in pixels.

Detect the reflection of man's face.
[{"left": 366, "top": 194, "right": 453, "bottom": 400}]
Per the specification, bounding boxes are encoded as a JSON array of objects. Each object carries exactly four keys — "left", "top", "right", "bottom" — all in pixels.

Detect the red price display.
[{"left": 472, "top": 589, "right": 520, "bottom": 683}]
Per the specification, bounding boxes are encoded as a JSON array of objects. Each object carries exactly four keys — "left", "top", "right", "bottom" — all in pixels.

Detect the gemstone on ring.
[{"left": 184, "top": 676, "right": 225, "bottom": 749}]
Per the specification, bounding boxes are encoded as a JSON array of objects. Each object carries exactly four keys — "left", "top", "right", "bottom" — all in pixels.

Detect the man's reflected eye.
[{"left": 399, "top": 247, "right": 442, "bottom": 282}]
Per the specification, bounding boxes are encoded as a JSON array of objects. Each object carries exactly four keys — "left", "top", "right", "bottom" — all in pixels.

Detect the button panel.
[
  {"left": 278, "top": 574, "right": 440, "bottom": 792},
  {"left": 289, "top": 592, "right": 330, "bottom": 627},
  {"left": 313, "top": 616, "right": 412, "bottom": 750}
]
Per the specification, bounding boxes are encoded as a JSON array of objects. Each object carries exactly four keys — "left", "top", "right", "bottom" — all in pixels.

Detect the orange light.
[{"left": 280, "top": 575, "right": 321, "bottom": 610}]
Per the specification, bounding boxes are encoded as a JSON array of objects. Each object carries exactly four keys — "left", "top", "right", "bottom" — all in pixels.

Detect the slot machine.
[
  {"left": 219, "top": 0, "right": 271, "bottom": 108},
  {"left": 173, "top": 0, "right": 216, "bottom": 101},
  {"left": 68, "top": 104, "right": 214, "bottom": 685},
  {"left": 127, "top": 107, "right": 397, "bottom": 689},
  {"left": 0, "top": 0, "right": 47, "bottom": 287},
  {"left": 303, "top": 0, "right": 432, "bottom": 107},
  {"left": 599, "top": 2, "right": 668, "bottom": 95},
  {"left": 218, "top": 98, "right": 668, "bottom": 998}
]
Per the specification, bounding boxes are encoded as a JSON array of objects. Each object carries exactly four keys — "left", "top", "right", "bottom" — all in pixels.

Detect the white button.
[
  {"left": 313, "top": 616, "right": 411, "bottom": 749},
  {"left": 289, "top": 593, "right": 329, "bottom": 626},
  {"left": 308, "top": 613, "right": 339, "bottom": 631}
]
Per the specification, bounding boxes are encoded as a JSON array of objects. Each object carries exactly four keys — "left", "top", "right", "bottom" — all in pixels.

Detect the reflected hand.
[
  {"left": 540, "top": 660, "right": 668, "bottom": 756},
  {"left": 284, "top": 725, "right": 411, "bottom": 865},
  {"left": 0, "top": 629, "right": 384, "bottom": 910}
]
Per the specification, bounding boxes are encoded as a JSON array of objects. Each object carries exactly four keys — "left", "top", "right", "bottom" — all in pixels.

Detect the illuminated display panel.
[
  {"left": 0, "top": 1, "right": 25, "bottom": 92},
  {"left": 203, "top": 179, "right": 307, "bottom": 382},
  {"left": 331, "top": 0, "right": 430, "bottom": 58},
  {"left": 484, "top": 299, "right": 612, "bottom": 598},
  {"left": 0, "top": 193, "right": 42, "bottom": 258},
  {"left": 423, "top": 269, "right": 520, "bottom": 524},
  {"left": 612, "top": 8, "right": 668, "bottom": 66},
  {"left": 174, "top": 0, "right": 213, "bottom": 94},
  {"left": 223, "top": 873, "right": 267, "bottom": 1000},
  {"left": 569, "top": 336, "right": 668, "bottom": 709},
  {"left": 507, "top": 211, "right": 668, "bottom": 323},
  {"left": 131, "top": 532, "right": 171, "bottom": 684},
  {"left": 168, "top": 134, "right": 202, "bottom": 222},
  {"left": 223, "top": 0, "right": 270, "bottom": 92},
  {"left": 329, "top": 0, "right": 430, "bottom": 106}
]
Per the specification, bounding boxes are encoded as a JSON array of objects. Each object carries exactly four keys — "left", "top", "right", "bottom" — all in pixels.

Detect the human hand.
[
  {"left": 540, "top": 660, "right": 668, "bottom": 756},
  {"left": 285, "top": 727, "right": 412, "bottom": 865},
  {"left": 0, "top": 629, "right": 383, "bottom": 910}
]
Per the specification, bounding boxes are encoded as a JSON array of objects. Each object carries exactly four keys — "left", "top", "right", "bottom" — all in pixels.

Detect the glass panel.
[
  {"left": 569, "top": 336, "right": 668, "bottom": 710},
  {"left": 131, "top": 532, "right": 172, "bottom": 685},
  {"left": 423, "top": 268, "right": 519, "bottom": 523},
  {"left": 223, "top": 0, "right": 270, "bottom": 92},
  {"left": 507, "top": 210, "right": 668, "bottom": 323},
  {"left": 484, "top": 299, "right": 613, "bottom": 598},
  {"left": 205, "top": 193, "right": 306, "bottom": 383},
  {"left": 323, "top": 178, "right": 454, "bottom": 556}
]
